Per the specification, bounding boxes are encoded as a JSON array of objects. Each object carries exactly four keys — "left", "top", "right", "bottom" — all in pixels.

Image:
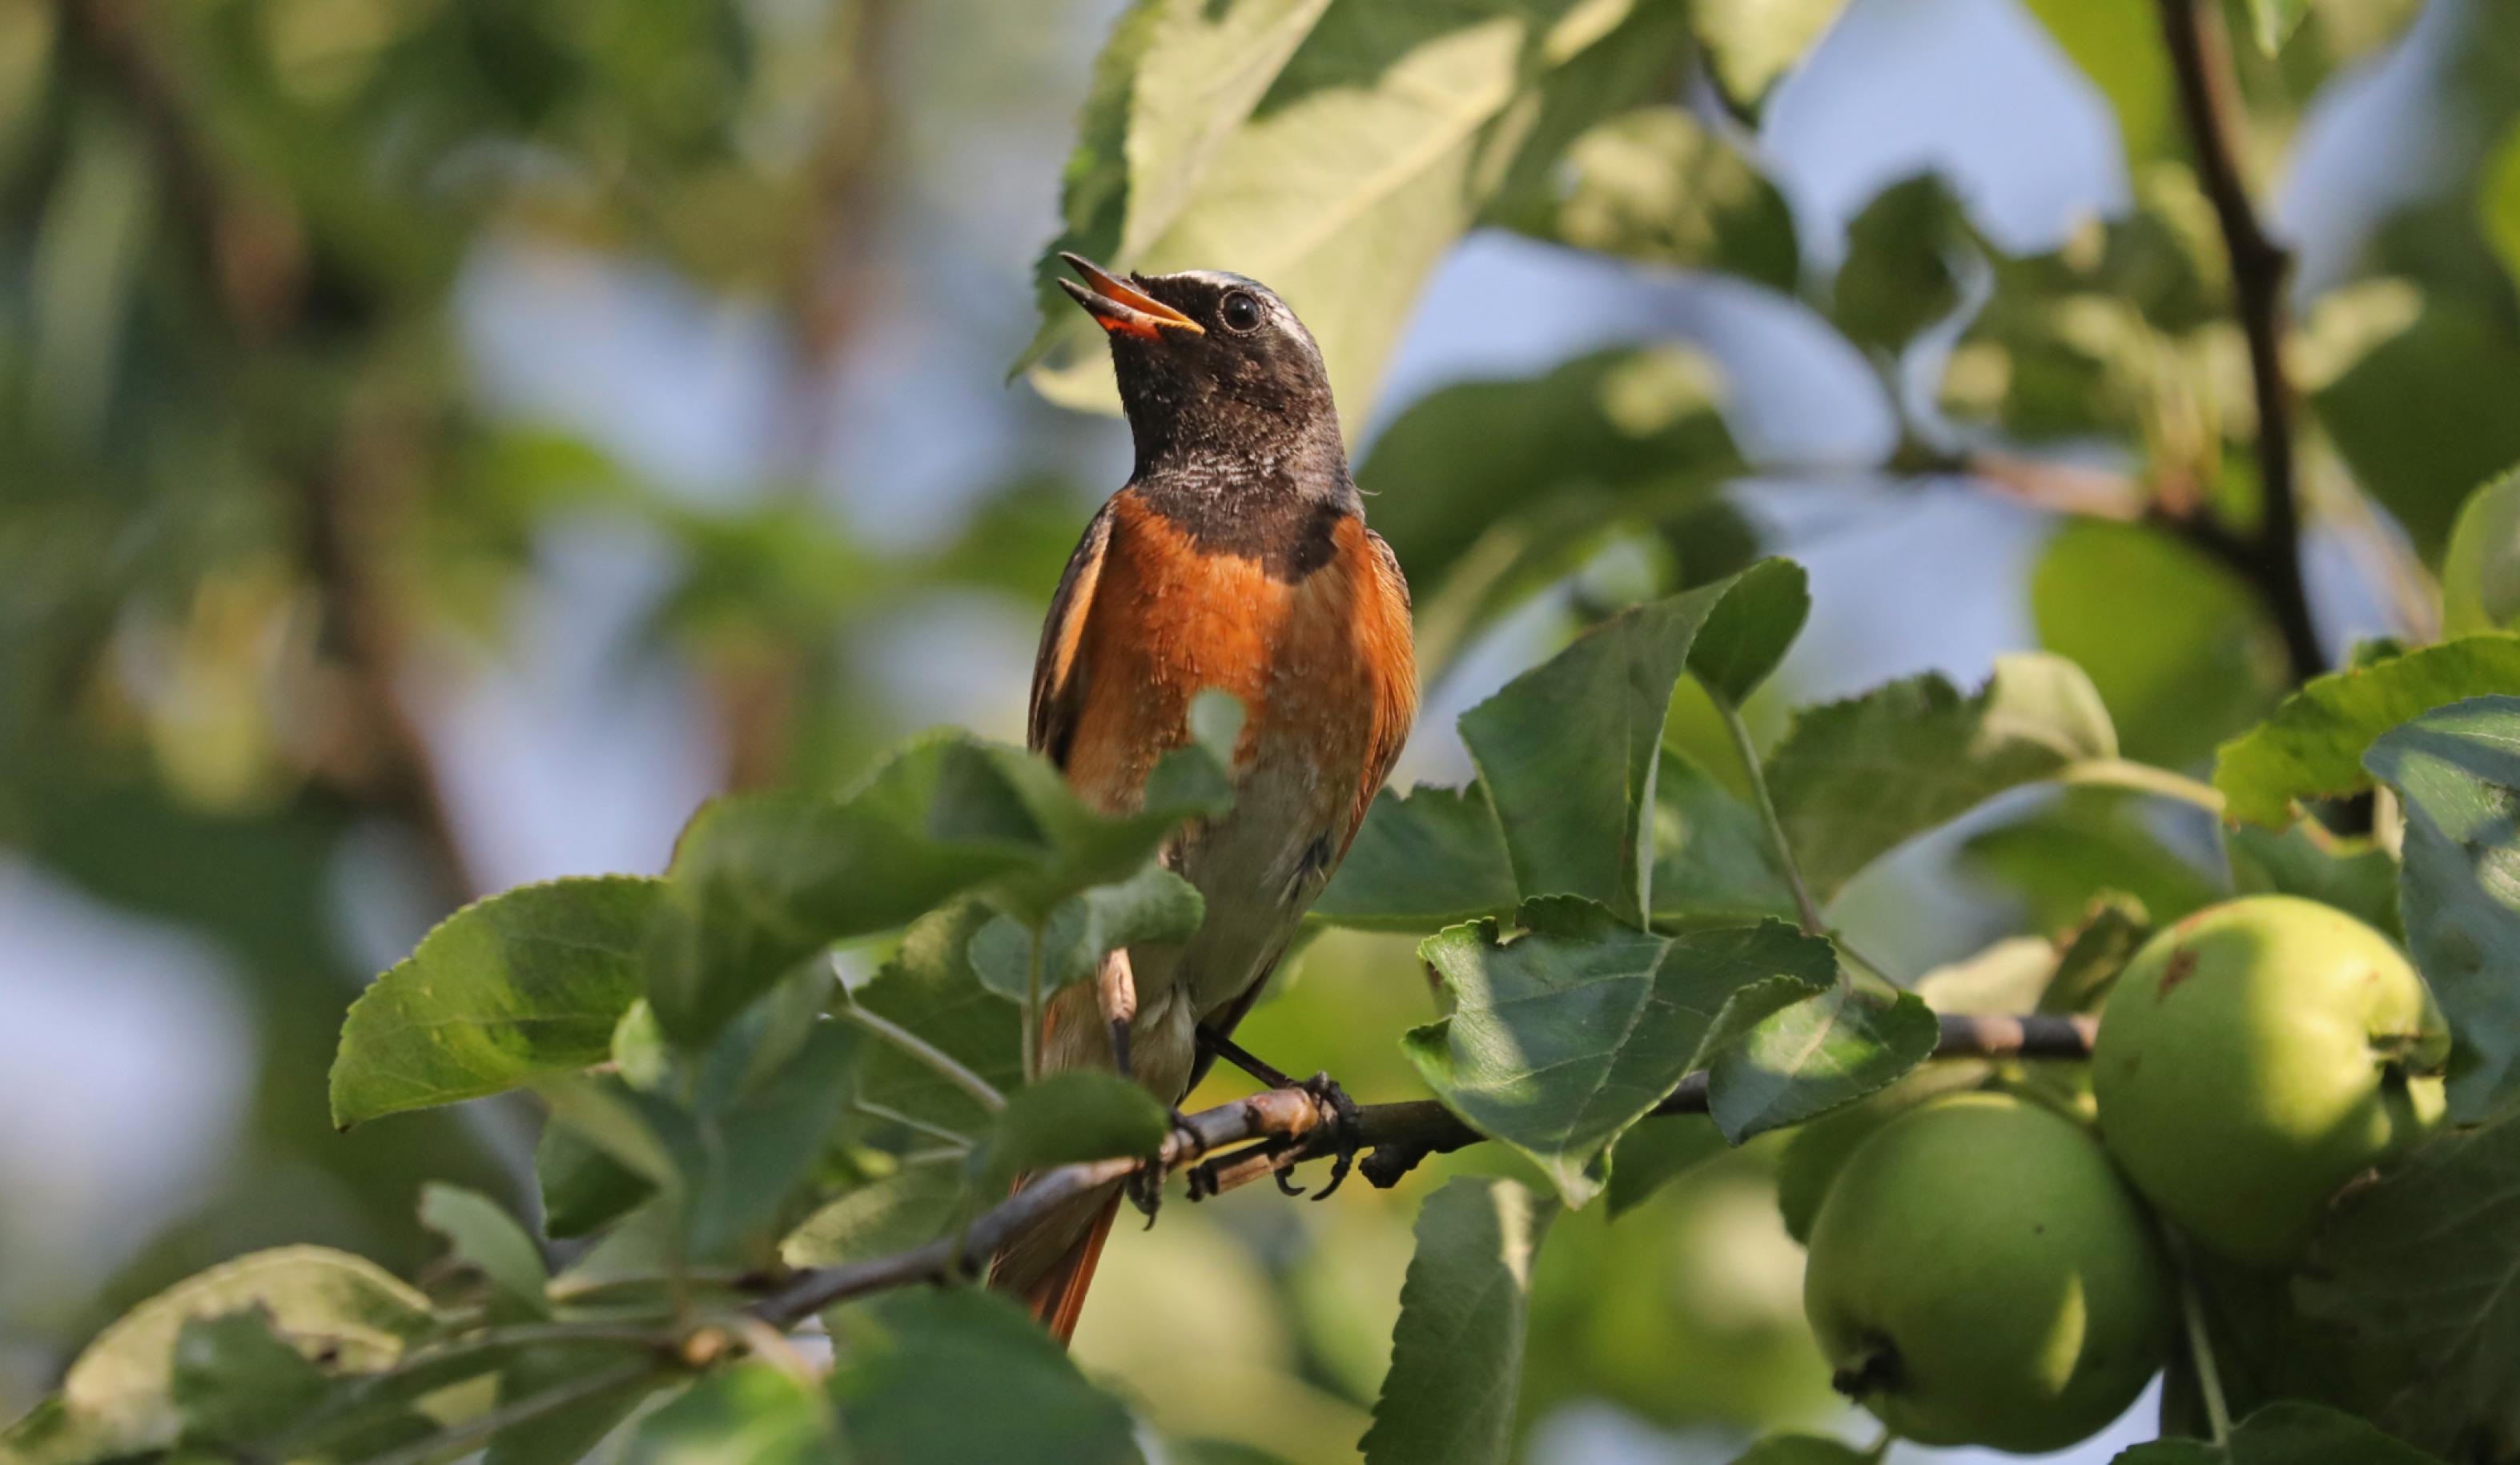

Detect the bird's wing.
[{"left": 1027, "top": 496, "right": 1116, "bottom": 765}]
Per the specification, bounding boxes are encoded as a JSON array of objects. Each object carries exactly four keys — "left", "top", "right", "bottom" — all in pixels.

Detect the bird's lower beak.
[{"left": 1058, "top": 253, "right": 1205, "bottom": 339}]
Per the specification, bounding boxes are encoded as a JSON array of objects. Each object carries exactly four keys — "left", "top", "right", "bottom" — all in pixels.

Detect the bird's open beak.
[{"left": 1058, "top": 253, "right": 1204, "bottom": 340}]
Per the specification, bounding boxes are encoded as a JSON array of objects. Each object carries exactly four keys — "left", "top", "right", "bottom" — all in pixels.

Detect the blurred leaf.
[
  {"left": 2366, "top": 696, "right": 2520, "bottom": 1122},
  {"left": 2486, "top": 118, "right": 2520, "bottom": 299},
  {"left": 2226, "top": 824, "right": 2400, "bottom": 938},
  {"left": 2113, "top": 1402, "right": 2447, "bottom": 1463},
  {"left": 1963, "top": 794, "right": 2222, "bottom": 930},
  {"left": 2213, "top": 634, "right": 2520, "bottom": 826},
  {"left": 2317, "top": 303, "right": 2520, "bottom": 556},
  {"left": 1702, "top": 984, "right": 1939, "bottom": 1143},
  {"left": 2041, "top": 896, "right": 2156, "bottom": 1013},
  {"left": 970, "top": 864, "right": 1205, "bottom": 1002},
  {"left": 1312, "top": 782, "right": 1520, "bottom": 931},
  {"left": 626, "top": 1366, "right": 837, "bottom": 1464},
  {"left": 829, "top": 1290, "right": 1143, "bottom": 1464},
  {"left": 853, "top": 900, "right": 1026, "bottom": 1145},
  {"left": 2245, "top": 0, "right": 2313, "bottom": 53},
  {"left": 2299, "top": 1106, "right": 2520, "bottom": 1461},
  {"left": 418, "top": 1185, "right": 548, "bottom": 1321},
  {"left": 1770, "top": 652, "right": 2118, "bottom": 905},
  {"left": 1501, "top": 106, "right": 1798, "bottom": 287},
  {"left": 1360, "top": 1177, "right": 1557, "bottom": 1465},
  {"left": 535, "top": 1120, "right": 653, "bottom": 1242},
  {"left": 1651, "top": 749, "right": 1801, "bottom": 925},
  {"left": 2032, "top": 520, "right": 2283, "bottom": 766},
  {"left": 1692, "top": 0, "right": 1847, "bottom": 106},
  {"left": 1029, "top": 0, "right": 1694, "bottom": 433},
  {"left": 1730, "top": 1435, "right": 1873, "bottom": 1465},
  {"left": 168, "top": 1309, "right": 434, "bottom": 1456},
  {"left": 1358, "top": 348, "right": 1743, "bottom": 600},
  {"left": 2018, "top": 0, "right": 2176, "bottom": 161},
  {"left": 1604, "top": 1114, "right": 1728, "bottom": 1218},
  {"left": 2443, "top": 466, "right": 2520, "bottom": 636},
  {"left": 330, "top": 877, "right": 661, "bottom": 1127},
  {"left": 1833, "top": 173, "right": 1969, "bottom": 355},
  {"left": 1409, "top": 900, "right": 1834, "bottom": 1204},
  {"left": 482, "top": 1347, "right": 664, "bottom": 1465},
  {"left": 1913, "top": 936, "right": 2058, "bottom": 1015},
  {"left": 974, "top": 1071, "right": 1168, "bottom": 1194},
  {"left": 49, "top": 1247, "right": 432, "bottom": 1456},
  {"left": 1461, "top": 562, "right": 1807, "bottom": 925},
  {"left": 782, "top": 1162, "right": 967, "bottom": 1270}
]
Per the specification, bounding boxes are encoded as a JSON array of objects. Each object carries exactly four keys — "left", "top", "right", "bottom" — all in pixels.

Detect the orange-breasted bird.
[{"left": 987, "top": 256, "right": 1417, "bottom": 1343}]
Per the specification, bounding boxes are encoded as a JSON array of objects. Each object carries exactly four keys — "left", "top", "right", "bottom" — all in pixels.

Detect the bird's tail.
[{"left": 990, "top": 1181, "right": 1123, "bottom": 1347}]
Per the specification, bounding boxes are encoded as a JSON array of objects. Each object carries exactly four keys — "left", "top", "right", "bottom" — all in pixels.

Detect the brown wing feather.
[{"left": 1028, "top": 498, "right": 1115, "bottom": 765}]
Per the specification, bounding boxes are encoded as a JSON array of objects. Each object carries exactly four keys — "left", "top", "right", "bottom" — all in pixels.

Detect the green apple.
[
  {"left": 2092, "top": 895, "right": 2449, "bottom": 1266},
  {"left": 2442, "top": 468, "right": 2520, "bottom": 634},
  {"left": 1803, "top": 1092, "right": 2171, "bottom": 1453}
]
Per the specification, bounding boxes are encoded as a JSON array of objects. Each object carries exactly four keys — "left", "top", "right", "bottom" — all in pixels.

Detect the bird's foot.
[
  {"left": 1296, "top": 1071, "right": 1364, "bottom": 1201},
  {"left": 1130, "top": 1106, "right": 1205, "bottom": 1226}
]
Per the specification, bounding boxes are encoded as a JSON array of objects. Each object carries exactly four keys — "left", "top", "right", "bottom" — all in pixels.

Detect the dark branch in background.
[
  {"left": 58, "top": 0, "right": 479, "bottom": 901},
  {"left": 751, "top": 1012, "right": 2096, "bottom": 1325},
  {"left": 2156, "top": 0, "right": 2324, "bottom": 684}
]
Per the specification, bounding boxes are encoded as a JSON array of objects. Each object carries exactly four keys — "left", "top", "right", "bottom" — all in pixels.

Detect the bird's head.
[{"left": 1058, "top": 254, "right": 1342, "bottom": 477}]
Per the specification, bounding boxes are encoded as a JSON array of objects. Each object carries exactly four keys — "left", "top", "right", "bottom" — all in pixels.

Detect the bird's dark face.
[{"left": 1058, "top": 255, "right": 1343, "bottom": 479}]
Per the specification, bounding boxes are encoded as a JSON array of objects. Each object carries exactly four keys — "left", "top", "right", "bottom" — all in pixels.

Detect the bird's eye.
[{"left": 1219, "top": 291, "right": 1264, "bottom": 333}]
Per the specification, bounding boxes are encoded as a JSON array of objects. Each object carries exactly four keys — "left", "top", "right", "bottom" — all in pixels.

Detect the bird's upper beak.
[{"left": 1058, "top": 253, "right": 1205, "bottom": 340}]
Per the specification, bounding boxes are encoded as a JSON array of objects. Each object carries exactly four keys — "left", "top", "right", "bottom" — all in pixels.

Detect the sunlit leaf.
[
  {"left": 1312, "top": 782, "right": 1520, "bottom": 932},
  {"left": 626, "top": 1366, "right": 838, "bottom": 1464},
  {"left": 1692, "top": 0, "right": 1847, "bottom": 106},
  {"left": 1650, "top": 749, "right": 1800, "bottom": 925},
  {"left": 1501, "top": 106, "right": 1798, "bottom": 287},
  {"left": 1408, "top": 900, "right": 1835, "bottom": 1204},
  {"left": 2017, "top": 0, "right": 2175, "bottom": 162},
  {"left": 419, "top": 1184, "right": 548, "bottom": 1321},
  {"left": 1360, "top": 1177, "right": 1557, "bottom": 1465},
  {"left": 1702, "top": 982, "right": 1939, "bottom": 1143},
  {"left": 2213, "top": 634, "right": 2520, "bottom": 827},
  {"left": 330, "top": 877, "right": 661, "bottom": 1127},
  {"left": 970, "top": 863, "right": 1205, "bottom": 1002}
]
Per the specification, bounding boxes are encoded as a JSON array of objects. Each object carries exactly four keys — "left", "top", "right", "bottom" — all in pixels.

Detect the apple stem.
[{"left": 2174, "top": 1243, "right": 2233, "bottom": 1444}]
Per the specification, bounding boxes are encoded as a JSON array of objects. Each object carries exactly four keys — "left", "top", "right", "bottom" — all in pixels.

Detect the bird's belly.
[{"left": 1154, "top": 737, "right": 1348, "bottom": 1017}]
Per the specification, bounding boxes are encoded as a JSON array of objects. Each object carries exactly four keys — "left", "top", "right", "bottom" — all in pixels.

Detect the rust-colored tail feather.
[{"left": 1007, "top": 1189, "right": 1123, "bottom": 1347}]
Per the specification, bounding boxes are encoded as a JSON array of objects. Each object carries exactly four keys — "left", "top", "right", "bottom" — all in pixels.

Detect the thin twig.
[
  {"left": 753, "top": 1013, "right": 2096, "bottom": 1322},
  {"left": 2156, "top": 0, "right": 2324, "bottom": 684},
  {"left": 838, "top": 999, "right": 1006, "bottom": 1112},
  {"left": 1716, "top": 697, "right": 1827, "bottom": 937}
]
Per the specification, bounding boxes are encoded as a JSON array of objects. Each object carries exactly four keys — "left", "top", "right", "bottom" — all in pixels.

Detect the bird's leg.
[
  {"left": 1194, "top": 1029, "right": 1365, "bottom": 1200},
  {"left": 1097, "top": 949, "right": 1139, "bottom": 1081},
  {"left": 1128, "top": 1106, "right": 1206, "bottom": 1225}
]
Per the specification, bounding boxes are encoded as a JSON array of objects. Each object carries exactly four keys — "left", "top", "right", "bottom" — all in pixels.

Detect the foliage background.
[{"left": 2, "top": 0, "right": 2514, "bottom": 1459}]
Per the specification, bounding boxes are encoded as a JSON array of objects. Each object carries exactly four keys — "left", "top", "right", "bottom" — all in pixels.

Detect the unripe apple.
[
  {"left": 1803, "top": 1092, "right": 2171, "bottom": 1453},
  {"left": 2092, "top": 895, "right": 2448, "bottom": 1266},
  {"left": 2442, "top": 469, "right": 2520, "bottom": 634}
]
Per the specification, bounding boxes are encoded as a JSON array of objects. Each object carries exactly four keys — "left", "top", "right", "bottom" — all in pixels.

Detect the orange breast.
[{"left": 1064, "top": 493, "right": 1414, "bottom": 840}]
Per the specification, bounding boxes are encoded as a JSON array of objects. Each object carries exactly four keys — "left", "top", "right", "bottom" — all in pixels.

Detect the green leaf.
[
  {"left": 970, "top": 863, "right": 1205, "bottom": 1002},
  {"left": 1360, "top": 1177, "right": 1557, "bottom": 1465},
  {"left": 1770, "top": 652, "right": 2118, "bottom": 905},
  {"left": 830, "top": 1290, "right": 1143, "bottom": 1464},
  {"left": 1357, "top": 347, "right": 1743, "bottom": 601},
  {"left": 1461, "top": 562, "right": 1808, "bottom": 925},
  {"left": 1692, "top": 0, "right": 1847, "bottom": 106},
  {"left": 1499, "top": 106, "right": 1798, "bottom": 288},
  {"left": 534, "top": 1120, "right": 653, "bottom": 1241},
  {"left": 1028, "top": 0, "right": 1695, "bottom": 435},
  {"left": 974, "top": 1070, "right": 1168, "bottom": 1194},
  {"left": 2366, "top": 696, "right": 2520, "bottom": 1122},
  {"left": 1702, "top": 984, "right": 1939, "bottom": 1143},
  {"left": 2032, "top": 519, "right": 2282, "bottom": 767},
  {"left": 1650, "top": 749, "right": 1802, "bottom": 925},
  {"left": 2301, "top": 1109, "right": 2520, "bottom": 1459},
  {"left": 168, "top": 1310, "right": 427, "bottom": 1455},
  {"left": 1729, "top": 1435, "right": 1873, "bottom": 1465},
  {"left": 1603, "top": 1114, "right": 1727, "bottom": 1218},
  {"left": 2226, "top": 823, "right": 2400, "bottom": 939},
  {"left": 2444, "top": 467, "right": 2520, "bottom": 636},
  {"left": 2113, "top": 1402, "right": 2446, "bottom": 1463},
  {"left": 482, "top": 1347, "right": 664, "bottom": 1465},
  {"left": 2243, "top": 0, "right": 2312, "bottom": 53},
  {"left": 329, "top": 877, "right": 661, "bottom": 1126},
  {"left": 2040, "top": 896, "right": 2156, "bottom": 1013},
  {"left": 2213, "top": 634, "right": 2520, "bottom": 827},
  {"left": 1407, "top": 901, "right": 1835, "bottom": 1204},
  {"left": 2017, "top": 0, "right": 2175, "bottom": 162},
  {"left": 1963, "top": 794, "right": 2221, "bottom": 932},
  {"left": 853, "top": 900, "right": 1025, "bottom": 1144},
  {"left": 1833, "top": 173, "right": 1969, "bottom": 355},
  {"left": 625, "top": 1366, "right": 838, "bottom": 1464},
  {"left": 782, "top": 1162, "right": 968, "bottom": 1270},
  {"left": 53, "top": 1246, "right": 433, "bottom": 1455},
  {"left": 419, "top": 1184, "right": 549, "bottom": 1320},
  {"left": 1312, "top": 782, "right": 1521, "bottom": 931},
  {"left": 2316, "top": 302, "right": 2520, "bottom": 557}
]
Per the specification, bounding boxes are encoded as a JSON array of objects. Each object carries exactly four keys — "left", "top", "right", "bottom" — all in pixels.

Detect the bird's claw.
[
  {"left": 1300, "top": 1070, "right": 1363, "bottom": 1201},
  {"left": 1131, "top": 1107, "right": 1205, "bottom": 1226}
]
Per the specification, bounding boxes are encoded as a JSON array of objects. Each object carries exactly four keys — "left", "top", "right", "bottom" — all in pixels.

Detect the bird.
[{"left": 987, "top": 255, "right": 1417, "bottom": 1345}]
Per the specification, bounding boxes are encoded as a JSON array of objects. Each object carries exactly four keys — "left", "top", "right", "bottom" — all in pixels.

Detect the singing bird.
[{"left": 987, "top": 256, "right": 1417, "bottom": 1343}]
